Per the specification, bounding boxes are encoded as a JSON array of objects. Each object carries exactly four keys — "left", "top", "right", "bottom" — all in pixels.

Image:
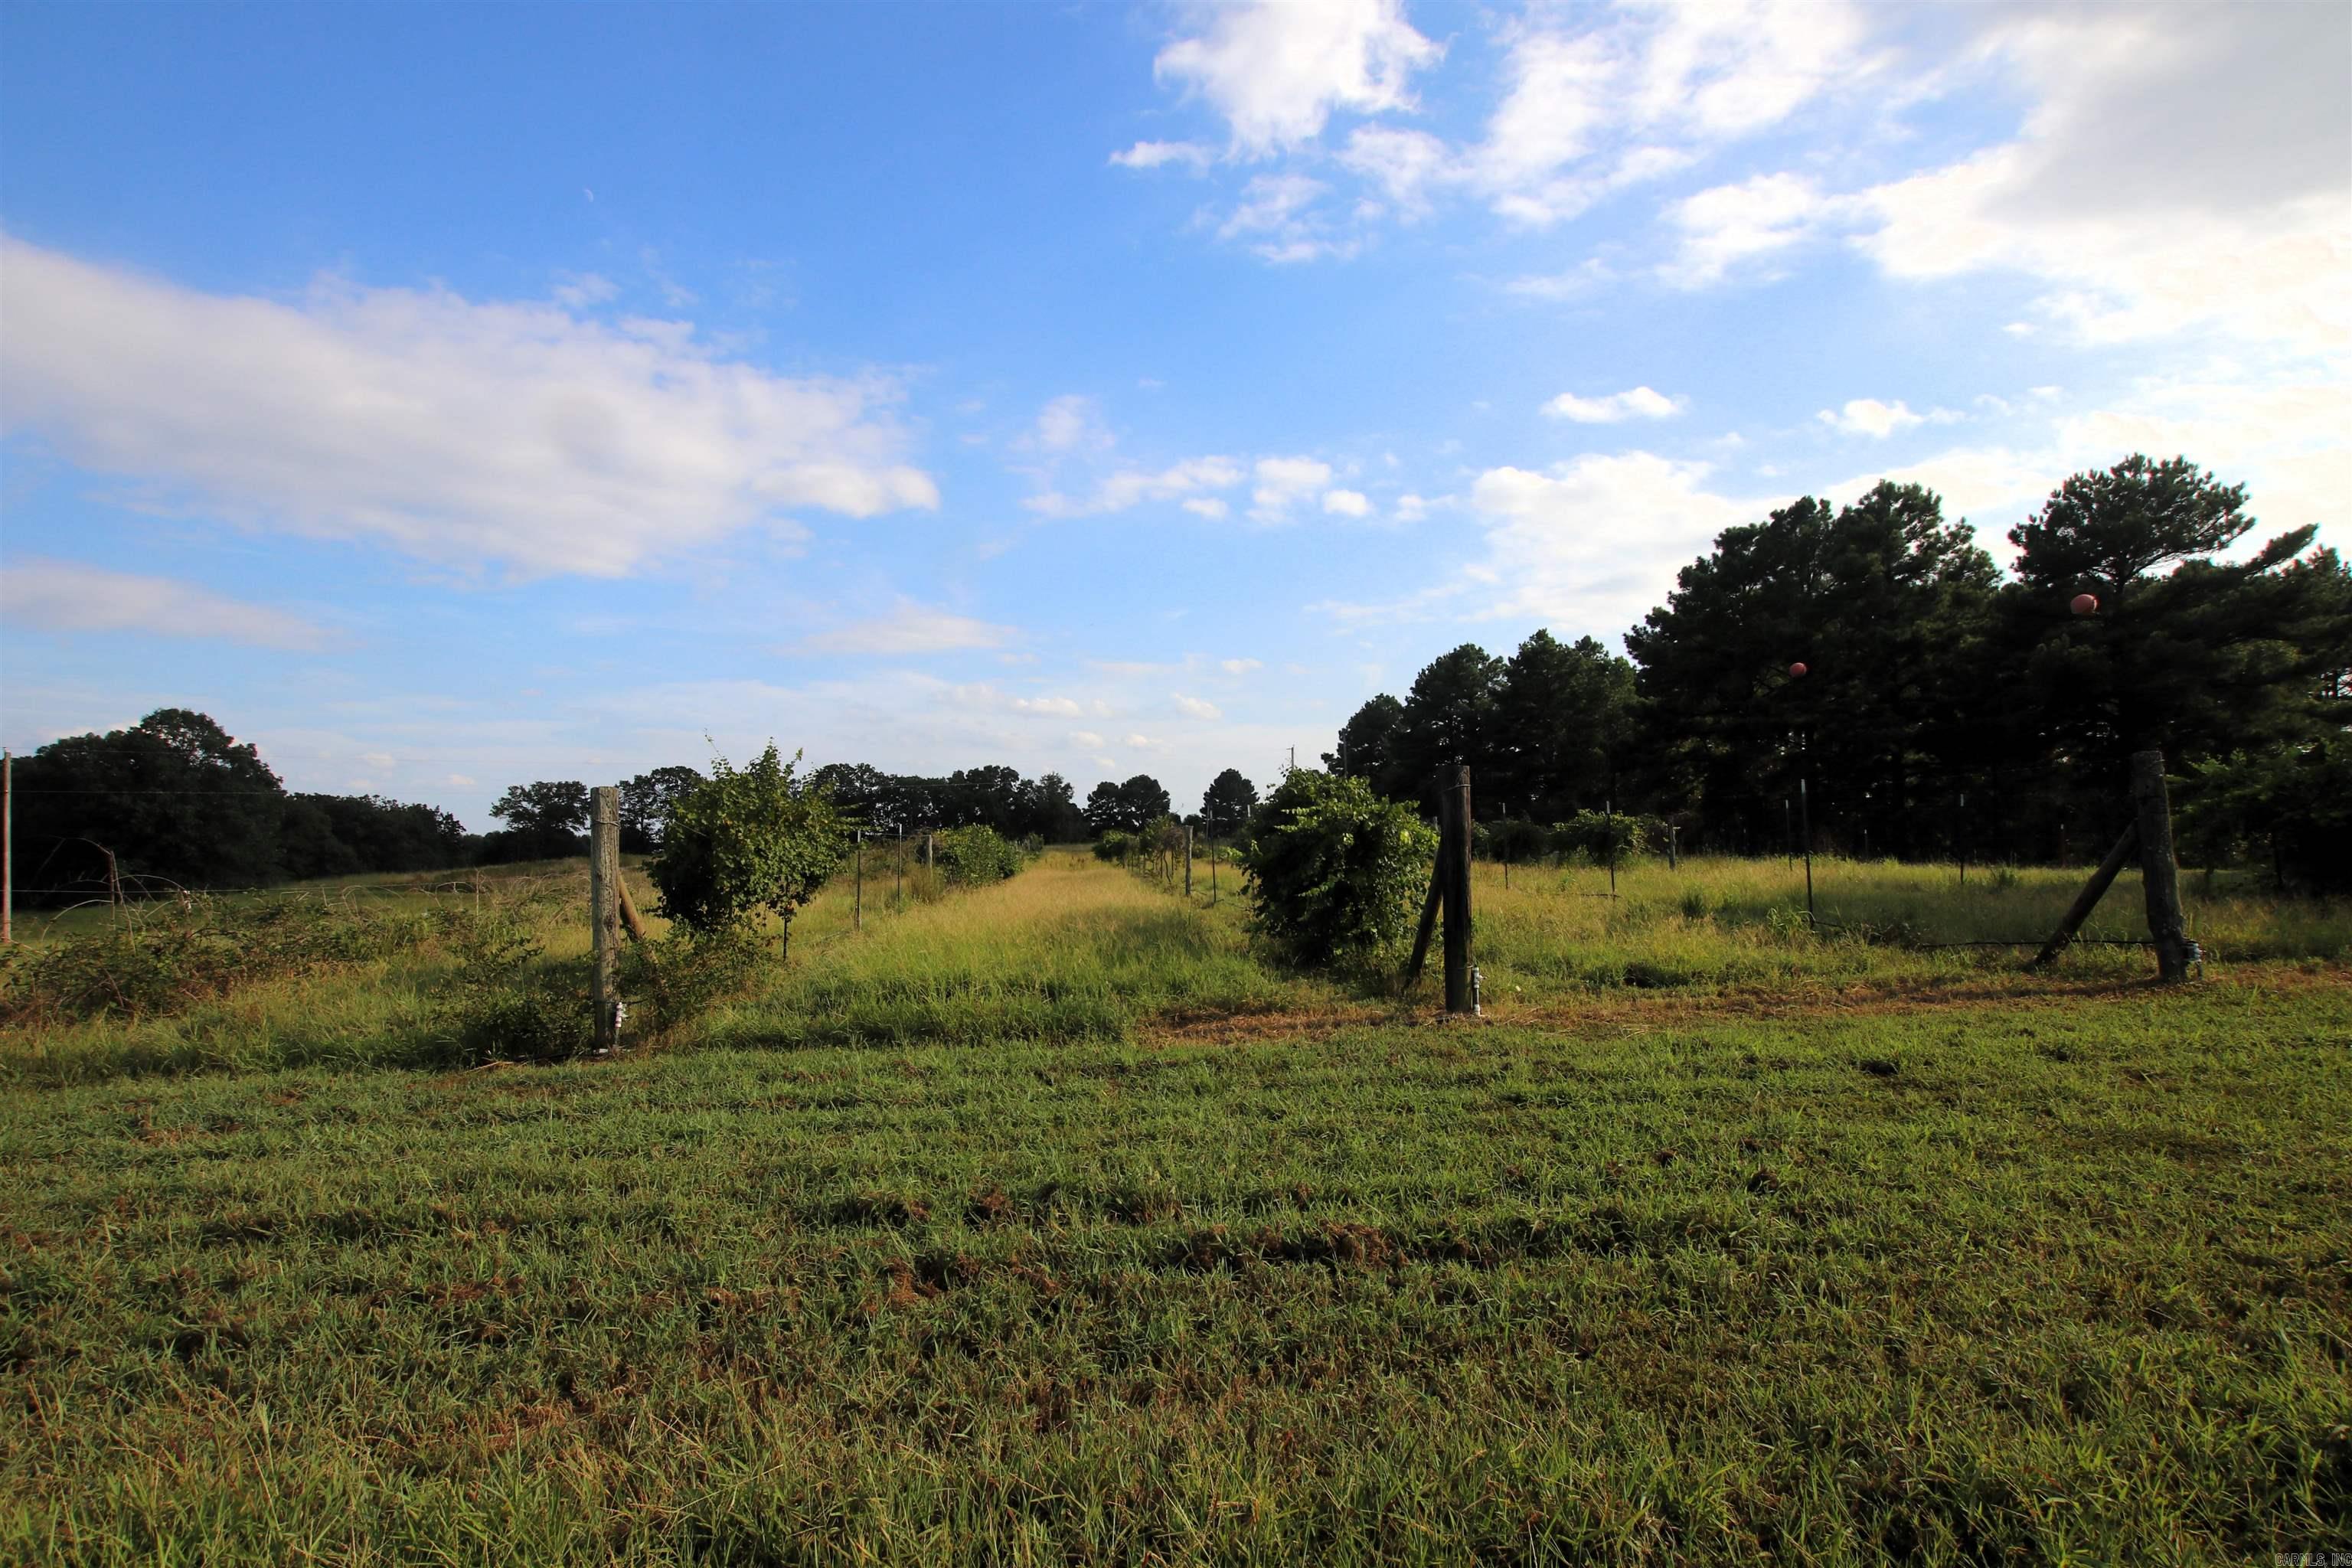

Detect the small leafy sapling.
[{"left": 647, "top": 746, "right": 851, "bottom": 952}]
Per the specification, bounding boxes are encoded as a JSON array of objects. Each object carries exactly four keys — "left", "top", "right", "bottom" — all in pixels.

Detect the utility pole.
[{"left": 2, "top": 749, "right": 11, "bottom": 947}]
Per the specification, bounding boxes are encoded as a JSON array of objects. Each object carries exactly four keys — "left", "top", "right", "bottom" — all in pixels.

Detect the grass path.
[{"left": 5, "top": 974, "right": 2348, "bottom": 1564}]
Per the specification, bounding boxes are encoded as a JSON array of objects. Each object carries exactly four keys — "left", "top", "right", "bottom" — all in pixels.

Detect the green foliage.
[
  {"left": 2179, "top": 739, "right": 2352, "bottom": 891},
  {"left": 647, "top": 745, "right": 851, "bottom": 935},
  {"left": 1243, "top": 769, "right": 1436, "bottom": 971},
  {"left": 433, "top": 914, "right": 593, "bottom": 1064},
  {"left": 1093, "top": 831, "right": 1134, "bottom": 863},
  {"left": 931, "top": 825, "right": 1027, "bottom": 886},
  {"left": 1475, "top": 817, "right": 1552, "bottom": 864},
  {"left": 0, "top": 895, "right": 436, "bottom": 1025},
  {"left": 1552, "top": 809, "right": 1665, "bottom": 863}
]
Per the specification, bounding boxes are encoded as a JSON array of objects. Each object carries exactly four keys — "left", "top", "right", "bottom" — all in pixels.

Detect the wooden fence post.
[
  {"left": 590, "top": 786, "right": 621, "bottom": 1051},
  {"left": 1184, "top": 825, "right": 1193, "bottom": 898},
  {"left": 2, "top": 749, "right": 11, "bottom": 947},
  {"left": 1798, "top": 778, "right": 1815, "bottom": 923},
  {"left": 2131, "top": 750, "right": 2194, "bottom": 982},
  {"left": 2030, "top": 822, "right": 2138, "bottom": 969},
  {"left": 1442, "top": 766, "right": 1474, "bottom": 1016},
  {"left": 854, "top": 830, "right": 864, "bottom": 931}
]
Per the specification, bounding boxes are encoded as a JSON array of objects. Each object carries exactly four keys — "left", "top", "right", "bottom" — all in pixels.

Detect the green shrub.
[
  {"left": 437, "top": 914, "right": 770, "bottom": 1064},
  {"left": 1475, "top": 818, "right": 1551, "bottom": 864},
  {"left": 0, "top": 894, "right": 435, "bottom": 1025},
  {"left": 1553, "top": 809, "right": 1665, "bottom": 864},
  {"left": 933, "top": 825, "right": 1025, "bottom": 886},
  {"left": 648, "top": 745, "right": 850, "bottom": 944},
  {"left": 1093, "top": 832, "right": 1133, "bottom": 863},
  {"left": 1242, "top": 769, "right": 1436, "bottom": 972},
  {"left": 433, "top": 914, "right": 592, "bottom": 1064}
]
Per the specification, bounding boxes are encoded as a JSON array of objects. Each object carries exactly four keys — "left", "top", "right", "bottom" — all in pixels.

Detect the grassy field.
[{"left": 3, "top": 851, "right": 2348, "bottom": 1563}]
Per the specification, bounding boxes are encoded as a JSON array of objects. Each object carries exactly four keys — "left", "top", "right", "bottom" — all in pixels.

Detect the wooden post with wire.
[
  {"left": 2031, "top": 822, "right": 2138, "bottom": 969},
  {"left": 589, "top": 786, "right": 621, "bottom": 1052},
  {"left": 2028, "top": 750, "right": 2195, "bottom": 982},
  {"left": 1184, "top": 825, "right": 1193, "bottom": 898},
  {"left": 1798, "top": 778, "right": 1815, "bottom": 923},
  {"left": 1441, "top": 766, "right": 1475, "bottom": 1015},
  {"left": 854, "top": 829, "right": 864, "bottom": 932},
  {"left": 2132, "top": 750, "right": 2194, "bottom": 982}
]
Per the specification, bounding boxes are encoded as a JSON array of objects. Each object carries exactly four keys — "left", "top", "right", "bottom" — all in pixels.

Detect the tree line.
[
  {"left": 1326, "top": 456, "right": 2350, "bottom": 885},
  {"left": 6, "top": 712, "right": 1272, "bottom": 902}
]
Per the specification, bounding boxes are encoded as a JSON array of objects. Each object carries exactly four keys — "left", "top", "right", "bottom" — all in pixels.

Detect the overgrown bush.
[
  {"left": 1242, "top": 769, "right": 1436, "bottom": 972},
  {"left": 0, "top": 895, "right": 436, "bottom": 1025},
  {"left": 933, "top": 825, "right": 1027, "bottom": 886},
  {"left": 434, "top": 913, "right": 593, "bottom": 1063},
  {"left": 1093, "top": 832, "right": 1133, "bottom": 863},
  {"left": 437, "top": 913, "right": 770, "bottom": 1063},
  {"left": 1475, "top": 818, "right": 1552, "bottom": 864},
  {"left": 1552, "top": 810, "right": 1667, "bottom": 864},
  {"left": 648, "top": 745, "right": 850, "bottom": 946}
]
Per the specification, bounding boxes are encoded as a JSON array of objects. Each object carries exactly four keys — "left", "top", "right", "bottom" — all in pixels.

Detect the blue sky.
[{"left": 3, "top": 0, "right": 2345, "bottom": 828}]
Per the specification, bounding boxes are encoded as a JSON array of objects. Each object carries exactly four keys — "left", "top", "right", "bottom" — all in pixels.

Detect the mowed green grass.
[
  {"left": 5, "top": 974, "right": 2350, "bottom": 1564},
  {"left": 3, "top": 854, "right": 2349, "bottom": 1563}
]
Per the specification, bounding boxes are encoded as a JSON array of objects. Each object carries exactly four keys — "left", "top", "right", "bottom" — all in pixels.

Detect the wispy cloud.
[
  {"left": 798, "top": 602, "right": 1017, "bottom": 655},
  {"left": 0, "top": 558, "right": 328, "bottom": 649}
]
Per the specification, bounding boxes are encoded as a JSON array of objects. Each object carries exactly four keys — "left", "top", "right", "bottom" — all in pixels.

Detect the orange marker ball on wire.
[
  {"left": 2071, "top": 593, "right": 2099, "bottom": 616},
  {"left": 1788, "top": 662, "right": 1808, "bottom": 678}
]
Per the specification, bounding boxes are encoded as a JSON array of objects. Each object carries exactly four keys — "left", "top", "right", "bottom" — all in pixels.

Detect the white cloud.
[
  {"left": 1849, "top": 7, "right": 2352, "bottom": 351},
  {"left": 1543, "top": 385, "right": 1685, "bottom": 423},
  {"left": 1031, "top": 394, "right": 1111, "bottom": 453},
  {"left": 551, "top": 272, "right": 619, "bottom": 309},
  {"left": 801, "top": 602, "right": 1017, "bottom": 655},
  {"left": 1392, "top": 493, "right": 1431, "bottom": 523},
  {"left": 1663, "top": 172, "right": 1845, "bottom": 286},
  {"left": 1250, "top": 455, "right": 1334, "bottom": 521},
  {"left": 1153, "top": 0, "right": 1440, "bottom": 157},
  {"left": 1834, "top": 372, "right": 2352, "bottom": 548},
  {"left": 0, "top": 558, "right": 328, "bottom": 649},
  {"left": 1321, "top": 488, "right": 1371, "bottom": 518},
  {"left": 1122, "top": 733, "right": 1158, "bottom": 750},
  {"left": 1217, "top": 173, "right": 1357, "bottom": 263},
  {"left": 1110, "top": 140, "right": 1214, "bottom": 172},
  {"left": 1071, "top": 730, "right": 1104, "bottom": 749},
  {"left": 1181, "top": 496, "right": 1230, "bottom": 519},
  {"left": 1025, "top": 455, "right": 1244, "bottom": 518},
  {"left": 1172, "top": 694, "right": 1223, "bottom": 720},
  {"left": 1219, "top": 658, "right": 1263, "bottom": 675},
  {"left": 1817, "top": 399, "right": 1926, "bottom": 438},
  {"left": 1321, "top": 452, "right": 1772, "bottom": 634},
  {"left": 446, "top": 773, "right": 476, "bottom": 788},
  {"left": 1013, "top": 696, "right": 1084, "bottom": 717},
  {"left": 1337, "top": 126, "right": 1456, "bottom": 218},
  {"left": 0, "top": 238, "right": 938, "bottom": 577}
]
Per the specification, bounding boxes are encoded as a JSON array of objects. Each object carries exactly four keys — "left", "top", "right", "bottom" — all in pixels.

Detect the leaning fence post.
[
  {"left": 1798, "top": 779, "right": 1815, "bottom": 923},
  {"left": 2031, "top": 822, "right": 2139, "bottom": 969},
  {"left": 590, "top": 786, "right": 621, "bottom": 1051},
  {"left": 1442, "top": 766, "right": 1475, "bottom": 1016},
  {"left": 2131, "top": 750, "right": 2194, "bottom": 982}
]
